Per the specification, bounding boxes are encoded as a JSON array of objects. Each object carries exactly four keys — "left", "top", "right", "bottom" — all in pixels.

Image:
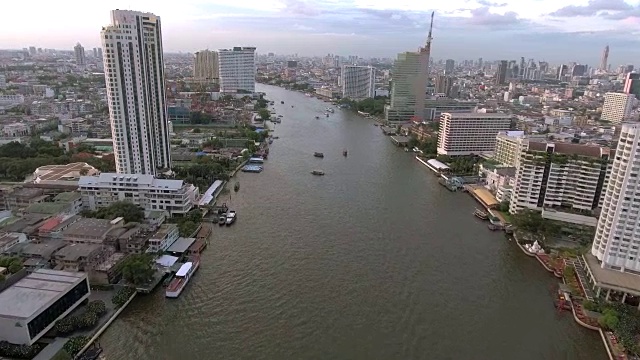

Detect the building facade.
[
  {"left": 74, "top": 43, "right": 86, "bottom": 65},
  {"left": 78, "top": 173, "right": 199, "bottom": 217},
  {"left": 341, "top": 65, "right": 375, "bottom": 100},
  {"left": 592, "top": 123, "right": 640, "bottom": 273},
  {"left": 193, "top": 50, "right": 219, "bottom": 82},
  {"left": 101, "top": 9, "right": 171, "bottom": 175},
  {"left": 437, "top": 113, "right": 511, "bottom": 156},
  {"left": 493, "top": 131, "right": 527, "bottom": 167},
  {"left": 601, "top": 92, "right": 635, "bottom": 124},
  {"left": 495, "top": 60, "right": 508, "bottom": 85},
  {"left": 623, "top": 73, "right": 640, "bottom": 99},
  {"left": 218, "top": 47, "right": 256, "bottom": 93},
  {"left": 508, "top": 141, "right": 611, "bottom": 223},
  {"left": 385, "top": 51, "right": 428, "bottom": 122}
]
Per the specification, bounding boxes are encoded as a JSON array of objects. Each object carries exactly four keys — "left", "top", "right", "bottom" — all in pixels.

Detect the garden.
[{"left": 53, "top": 300, "right": 107, "bottom": 335}]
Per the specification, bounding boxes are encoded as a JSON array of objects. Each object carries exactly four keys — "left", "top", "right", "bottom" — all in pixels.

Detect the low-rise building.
[
  {"left": 0, "top": 269, "right": 90, "bottom": 345},
  {"left": 62, "top": 218, "right": 122, "bottom": 245},
  {"left": 89, "top": 252, "right": 127, "bottom": 285},
  {"left": 148, "top": 224, "right": 179, "bottom": 253},
  {"left": 53, "top": 243, "right": 113, "bottom": 272},
  {"left": 79, "top": 173, "right": 199, "bottom": 217}
]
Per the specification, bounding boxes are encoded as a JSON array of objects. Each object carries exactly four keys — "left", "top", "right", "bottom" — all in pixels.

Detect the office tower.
[
  {"left": 571, "top": 64, "right": 587, "bottom": 77},
  {"left": 477, "top": 57, "right": 483, "bottom": 69},
  {"left": 600, "top": 45, "right": 609, "bottom": 71},
  {"left": 434, "top": 75, "right": 453, "bottom": 95},
  {"left": 624, "top": 73, "right": 640, "bottom": 98},
  {"left": 556, "top": 65, "right": 568, "bottom": 80},
  {"left": 29, "top": 46, "right": 36, "bottom": 56},
  {"left": 341, "top": 65, "right": 375, "bottom": 100},
  {"left": 445, "top": 59, "right": 455, "bottom": 75},
  {"left": 74, "top": 43, "right": 86, "bottom": 65},
  {"left": 509, "top": 140, "right": 610, "bottom": 215},
  {"left": 193, "top": 50, "right": 219, "bottom": 82},
  {"left": 218, "top": 47, "right": 256, "bottom": 93},
  {"left": 96, "top": 48, "right": 102, "bottom": 60},
  {"left": 101, "top": 9, "right": 171, "bottom": 175},
  {"left": 495, "top": 60, "right": 508, "bottom": 85},
  {"left": 601, "top": 92, "right": 635, "bottom": 123},
  {"left": 436, "top": 113, "right": 511, "bottom": 156},
  {"left": 93, "top": 48, "right": 98, "bottom": 58},
  {"left": 519, "top": 57, "right": 525, "bottom": 77},
  {"left": 385, "top": 12, "right": 433, "bottom": 122},
  {"left": 626, "top": 65, "right": 635, "bottom": 73},
  {"left": 592, "top": 123, "right": 640, "bottom": 273}
]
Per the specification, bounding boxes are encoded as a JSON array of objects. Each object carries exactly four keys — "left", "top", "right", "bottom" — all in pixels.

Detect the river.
[{"left": 100, "top": 84, "right": 606, "bottom": 359}]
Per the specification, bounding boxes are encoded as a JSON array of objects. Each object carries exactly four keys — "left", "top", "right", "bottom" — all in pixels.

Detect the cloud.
[
  {"left": 549, "top": 0, "right": 633, "bottom": 17},
  {"left": 281, "top": 0, "right": 321, "bottom": 16},
  {"left": 466, "top": 6, "right": 524, "bottom": 26},
  {"left": 475, "top": 0, "right": 508, "bottom": 7}
]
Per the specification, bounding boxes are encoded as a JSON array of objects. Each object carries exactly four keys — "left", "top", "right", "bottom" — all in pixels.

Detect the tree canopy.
[
  {"left": 82, "top": 201, "right": 144, "bottom": 223},
  {"left": 119, "top": 254, "right": 155, "bottom": 286}
]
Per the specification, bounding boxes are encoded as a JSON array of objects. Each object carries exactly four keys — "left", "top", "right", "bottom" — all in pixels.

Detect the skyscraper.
[
  {"left": 434, "top": 75, "right": 453, "bottom": 95},
  {"left": 74, "top": 43, "right": 86, "bottom": 65},
  {"left": 495, "top": 60, "right": 508, "bottom": 85},
  {"left": 445, "top": 59, "right": 455, "bottom": 75},
  {"left": 341, "top": 65, "right": 375, "bottom": 100},
  {"left": 601, "top": 92, "right": 635, "bottom": 123},
  {"left": 384, "top": 12, "right": 433, "bottom": 122},
  {"left": 193, "top": 50, "right": 219, "bottom": 82},
  {"left": 101, "top": 9, "right": 171, "bottom": 175},
  {"left": 218, "top": 47, "right": 256, "bottom": 93},
  {"left": 592, "top": 123, "right": 640, "bottom": 273},
  {"left": 623, "top": 73, "right": 640, "bottom": 98},
  {"left": 600, "top": 45, "right": 609, "bottom": 71}
]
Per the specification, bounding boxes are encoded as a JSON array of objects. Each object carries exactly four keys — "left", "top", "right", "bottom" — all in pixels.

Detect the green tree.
[
  {"left": 84, "top": 201, "right": 144, "bottom": 223},
  {"left": 119, "top": 254, "right": 155, "bottom": 286},
  {"left": 258, "top": 108, "right": 271, "bottom": 120}
]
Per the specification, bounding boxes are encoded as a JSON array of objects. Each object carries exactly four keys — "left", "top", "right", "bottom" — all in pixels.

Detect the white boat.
[
  {"left": 225, "top": 210, "right": 237, "bottom": 226},
  {"left": 166, "top": 259, "right": 200, "bottom": 298}
]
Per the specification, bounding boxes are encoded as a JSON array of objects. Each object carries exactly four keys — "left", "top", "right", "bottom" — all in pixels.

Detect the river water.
[{"left": 100, "top": 84, "right": 606, "bottom": 359}]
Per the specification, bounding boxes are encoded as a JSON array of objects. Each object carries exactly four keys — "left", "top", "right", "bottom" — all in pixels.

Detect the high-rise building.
[
  {"left": 445, "top": 59, "right": 455, "bottom": 75},
  {"left": 495, "top": 60, "right": 508, "bottom": 85},
  {"left": 477, "top": 57, "right": 483, "bottom": 69},
  {"left": 434, "top": 75, "right": 453, "bottom": 95},
  {"left": 436, "top": 113, "right": 511, "bottom": 156},
  {"left": 97, "top": 48, "right": 102, "bottom": 60},
  {"left": 218, "top": 47, "right": 256, "bottom": 93},
  {"left": 101, "top": 9, "right": 171, "bottom": 175},
  {"left": 92, "top": 48, "right": 98, "bottom": 58},
  {"left": 592, "top": 123, "right": 640, "bottom": 273},
  {"left": 600, "top": 45, "right": 609, "bottom": 71},
  {"left": 385, "top": 12, "right": 433, "bottom": 122},
  {"left": 623, "top": 73, "right": 640, "bottom": 98},
  {"left": 0, "top": 75, "right": 6, "bottom": 90},
  {"left": 556, "top": 65, "right": 568, "bottom": 80},
  {"left": 74, "top": 43, "right": 86, "bottom": 65},
  {"left": 193, "top": 50, "right": 219, "bottom": 82},
  {"left": 601, "top": 92, "right": 635, "bottom": 123},
  {"left": 341, "top": 65, "right": 375, "bottom": 100},
  {"left": 28, "top": 46, "right": 36, "bottom": 56}
]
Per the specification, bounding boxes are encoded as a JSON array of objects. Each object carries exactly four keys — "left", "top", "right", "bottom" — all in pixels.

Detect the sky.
[{"left": 1, "top": 0, "right": 640, "bottom": 65}]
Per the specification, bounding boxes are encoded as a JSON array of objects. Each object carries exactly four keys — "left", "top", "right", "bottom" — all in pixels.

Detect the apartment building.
[
  {"left": 601, "top": 92, "right": 635, "bottom": 123},
  {"left": 101, "top": 10, "right": 171, "bottom": 175},
  {"left": 193, "top": 50, "right": 219, "bottom": 82},
  {"left": 78, "top": 173, "right": 199, "bottom": 217},
  {"left": 218, "top": 47, "right": 256, "bottom": 93},
  {"left": 437, "top": 113, "right": 511, "bottom": 156},
  {"left": 509, "top": 140, "right": 611, "bottom": 226},
  {"left": 341, "top": 65, "right": 375, "bottom": 100}
]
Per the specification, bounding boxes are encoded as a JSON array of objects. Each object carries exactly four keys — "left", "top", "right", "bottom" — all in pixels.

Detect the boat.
[
  {"left": 325, "top": 113, "right": 329, "bottom": 117},
  {"left": 268, "top": 138, "right": 273, "bottom": 144},
  {"left": 273, "top": 118, "right": 281, "bottom": 123},
  {"left": 311, "top": 170, "right": 325, "bottom": 176},
  {"left": 474, "top": 209, "right": 489, "bottom": 220},
  {"left": 218, "top": 214, "right": 226, "bottom": 226},
  {"left": 314, "top": 152, "right": 324, "bottom": 158},
  {"left": 277, "top": 114, "right": 283, "bottom": 118},
  {"left": 291, "top": 105, "right": 294, "bottom": 108},
  {"left": 225, "top": 210, "right": 237, "bottom": 226},
  {"left": 315, "top": 116, "right": 320, "bottom": 119},
  {"left": 166, "top": 259, "right": 200, "bottom": 298},
  {"left": 327, "top": 108, "right": 334, "bottom": 113},
  {"left": 281, "top": 101, "right": 284, "bottom": 104},
  {"left": 234, "top": 182, "right": 240, "bottom": 192},
  {"left": 343, "top": 149, "right": 348, "bottom": 157}
]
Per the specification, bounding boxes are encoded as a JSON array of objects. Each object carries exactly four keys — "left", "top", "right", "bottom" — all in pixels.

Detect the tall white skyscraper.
[
  {"left": 601, "top": 92, "right": 636, "bottom": 123},
  {"left": 341, "top": 65, "right": 375, "bottom": 100},
  {"left": 592, "top": 123, "right": 640, "bottom": 273},
  {"left": 101, "top": 9, "right": 171, "bottom": 175},
  {"left": 74, "top": 43, "right": 86, "bottom": 65},
  {"left": 218, "top": 47, "right": 256, "bottom": 93},
  {"left": 194, "top": 50, "right": 219, "bottom": 82}
]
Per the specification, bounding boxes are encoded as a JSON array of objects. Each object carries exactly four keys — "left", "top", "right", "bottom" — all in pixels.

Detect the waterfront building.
[
  {"left": 508, "top": 140, "right": 611, "bottom": 226},
  {"left": 436, "top": 113, "right": 511, "bottom": 156},
  {"left": 423, "top": 98, "right": 478, "bottom": 121},
  {"left": 218, "top": 47, "right": 256, "bottom": 93},
  {"left": 74, "top": 42, "right": 86, "bottom": 65},
  {"left": 193, "top": 50, "right": 219, "bottom": 83},
  {"left": 101, "top": 9, "right": 171, "bottom": 175},
  {"left": 493, "top": 131, "right": 526, "bottom": 167},
  {"left": 601, "top": 92, "right": 635, "bottom": 124},
  {"left": 385, "top": 52, "right": 428, "bottom": 122},
  {"left": 0, "top": 270, "right": 90, "bottom": 345},
  {"left": 78, "top": 173, "right": 199, "bottom": 217},
  {"left": 148, "top": 223, "right": 180, "bottom": 253},
  {"left": 341, "top": 65, "right": 375, "bottom": 100}
]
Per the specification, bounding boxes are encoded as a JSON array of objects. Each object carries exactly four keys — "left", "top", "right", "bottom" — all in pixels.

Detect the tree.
[
  {"left": 599, "top": 309, "right": 619, "bottom": 330},
  {"left": 258, "top": 108, "right": 271, "bottom": 120},
  {"left": 119, "top": 254, "right": 155, "bottom": 286},
  {"left": 62, "top": 336, "right": 90, "bottom": 357},
  {"left": 84, "top": 201, "right": 144, "bottom": 223}
]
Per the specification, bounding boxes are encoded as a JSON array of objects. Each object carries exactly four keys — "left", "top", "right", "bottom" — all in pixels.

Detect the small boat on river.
[
  {"left": 474, "top": 209, "right": 489, "bottom": 220},
  {"left": 311, "top": 170, "right": 325, "bottom": 176},
  {"left": 314, "top": 152, "right": 324, "bottom": 158},
  {"left": 166, "top": 259, "right": 200, "bottom": 298},
  {"left": 225, "top": 210, "right": 237, "bottom": 226},
  {"left": 343, "top": 149, "right": 348, "bottom": 157}
]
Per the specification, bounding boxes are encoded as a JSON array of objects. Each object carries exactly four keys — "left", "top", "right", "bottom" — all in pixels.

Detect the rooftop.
[
  {"left": 26, "top": 202, "right": 69, "bottom": 215},
  {"left": 8, "top": 239, "right": 66, "bottom": 259},
  {"left": 528, "top": 141, "right": 608, "bottom": 158},
  {"left": 444, "top": 112, "right": 511, "bottom": 119},
  {"left": 54, "top": 243, "right": 102, "bottom": 261},
  {"left": 0, "top": 269, "right": 87, "bottom": 320},
  {"left": 79, "top": 173, "right": 184, "bottom": 190},
  {"left": 62, "top": 218, "right": 115, "bottom": 239},
  {"left": 584, "top": 254, "right": 640, "bottom": 296},
  {"left": 166, "top": 237, "right": 196, "bottom": 254},
  {"left": 33, "top": 163, "right": 98, "bottom": 183}
]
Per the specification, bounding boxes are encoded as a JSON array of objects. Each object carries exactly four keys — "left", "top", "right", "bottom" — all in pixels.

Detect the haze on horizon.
[{"left": 2, "top": 0, "right": 640, "bottom": 65}]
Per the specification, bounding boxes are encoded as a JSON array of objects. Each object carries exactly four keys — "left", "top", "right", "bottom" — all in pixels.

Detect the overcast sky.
[{"left": 2, "top": 0, "right": 639, "bottom": 66}]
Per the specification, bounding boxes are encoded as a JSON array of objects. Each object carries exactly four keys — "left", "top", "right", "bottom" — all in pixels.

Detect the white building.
[
  {"left": 0, "top": 95, "right": 25, "bottom": 107},
  {"left": 0, "top": 75, "right": 6, "bottom": 89},
  {"left": 0, "top": 270, "right": 90, "bottom": 345},
  {"left": 437, "top": 113, "right": 512, "bottom": 156},
  {"left": 385, "top": 51, "right": 429, "bottom": 122},
  {"left": 193, "top": 50, "right": 219, "bottom": 82},
  {"left": 601, "top": 92, "right": 635, "bottom": 123},
  {"left": 101, "top": 9, "right": 171, "bottom": 175},
  {"left": 2, "top": 123, "right": 30, "bottom": 137},
  {"left": 592, "top": 123, "right": 640, "bottom": 272},
  {"left": 218, "top": 47, "right": 256, "bottom": 93},
  {"left": 74, "top": 42, "right": 86, "bottom": 65},
  {"left": 148, "top": 223, "right": 179, "bottom": 253},
  {"left": 341, "top": 65, "right": 375, "bottom": 100},
  {"left": 78, "top": 173, "right": 199, "bottom": 217},
  {"left": 509, "top": 140, "right": 611, "bottom": 226},
  {"left": 494, "top": 131, "right": 526, "bottom": 167}
]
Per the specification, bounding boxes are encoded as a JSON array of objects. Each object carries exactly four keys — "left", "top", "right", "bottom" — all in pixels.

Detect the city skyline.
[{"left": 2, "top": 0, "right": 640, "bottom": 64}]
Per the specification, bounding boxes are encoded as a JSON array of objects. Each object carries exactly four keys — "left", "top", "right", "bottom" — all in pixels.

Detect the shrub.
[
  {"left": 0, "top": 341, "right": 43, "bottom": 359},
  {"left": 62, "top": 336, "right": 89, "bottom": 357},
  {"left": 112, "top": 287, "right": 136, "bottom": 308}
]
